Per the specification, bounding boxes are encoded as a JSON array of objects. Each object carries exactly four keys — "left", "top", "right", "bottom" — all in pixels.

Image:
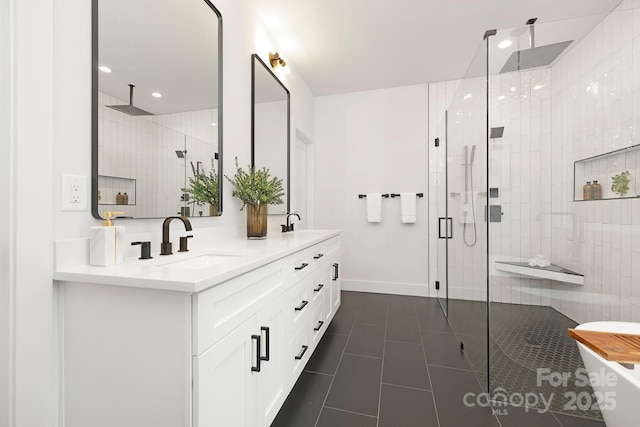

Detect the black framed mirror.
[
  {"left": 251, "top": 54, "right": 290, "bottom": 215},
  {"left": 92, "top": 0, "right": 223, "bottom": 219}
]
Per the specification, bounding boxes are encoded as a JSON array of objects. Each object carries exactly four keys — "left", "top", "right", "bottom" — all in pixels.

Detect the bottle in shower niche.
[
  {"left": 123, "top": 192, "right": 129, "bottom": 205},
  {"left": 116, "top": 192, "right": 124, "bottom": 205},
  {"left": 583, "top": 182, "right": 592, "bottom": 200},
  {"left": 591, "top": 180, "right": 602, "bottom": 200}
]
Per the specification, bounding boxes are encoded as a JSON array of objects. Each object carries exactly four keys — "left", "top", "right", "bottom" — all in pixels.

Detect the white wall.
[
  {"left": 315, "top": 85, "right": 429, "bottom": 296},
  {"left": 2, "top": 0, "right": 56, "bottom": 426},
  {"left": 549, "top": 0, "right": 640, "bottom": 324},
  {"left": 0, "top": 0, "right": 316, "bottom": 425}
]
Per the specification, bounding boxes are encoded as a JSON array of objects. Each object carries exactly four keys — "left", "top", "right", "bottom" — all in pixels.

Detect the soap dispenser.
[{"left": 90, "top": 211, "right": 126, "bottom": 266}]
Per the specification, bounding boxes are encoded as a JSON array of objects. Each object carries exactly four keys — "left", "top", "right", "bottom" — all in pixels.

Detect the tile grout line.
[
  {"left": 417, "top": 299, "right": 442, "bottom": 427},
  {"left": 313, "top": 293, "right": 363, "bottom": 427},
  {"left": 342, "top": 351, "right": 383, "bottom": 360},
  {"left": 322, "top": 405, "right": 378, "bottom": 419},
  {"left": 375, "top": 300, "right": 389, "bottom": 427},
  {"left": 380, "top": 381, "right": 430, "bottom": 393}
]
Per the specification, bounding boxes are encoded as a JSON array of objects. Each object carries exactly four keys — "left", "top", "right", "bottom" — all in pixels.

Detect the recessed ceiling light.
[
  {"left": 498, "top": 95, "right": 506, "bottom": 100},
  {"left": 498, "top": 40, "right": 513, "bottom": 49},
  {"left": 98, "top": 66, "right": 112, "bottom": 73},
  {"left": 510, "top": 87, "right": 517, "bottom": 92},
  {"left": 152, "top": 92, "right": 162, "bottom": 98},
  {"left": 211, "top": 122, "right": 217, "bottom": 126},
  {"left": 463, "top": 93, "right": 472, "bottom": 100},
  {"left": 533, "top": 84, "right": 544, "bottom": 90}
]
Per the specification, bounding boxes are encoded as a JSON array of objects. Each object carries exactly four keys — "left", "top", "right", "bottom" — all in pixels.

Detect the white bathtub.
[{"left": 575, "top": 321, "right": 640, "bottom": 427}]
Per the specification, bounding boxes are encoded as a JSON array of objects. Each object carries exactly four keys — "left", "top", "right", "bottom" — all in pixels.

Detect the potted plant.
[
  {"left": 225, "top": 157, "right": 284, "bottom": 239},
  {"left": 187, "top": 159, "right": 219, "bottom": 216},
  {"left": 611, "top": 171, "right": 631, "bottom": 197}
]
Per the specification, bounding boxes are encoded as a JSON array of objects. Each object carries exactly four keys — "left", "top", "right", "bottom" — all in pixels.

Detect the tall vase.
[
  {"left": 209, "top": 204, "right": 218, "bottom": 217},
  {"left": 246, "top": 203, "right": 267, "bottom": 239}
]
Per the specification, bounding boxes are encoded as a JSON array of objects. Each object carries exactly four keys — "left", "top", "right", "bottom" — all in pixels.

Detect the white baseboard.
[{"left": 341, "top": 279, "right": 430, "bottom": 297}]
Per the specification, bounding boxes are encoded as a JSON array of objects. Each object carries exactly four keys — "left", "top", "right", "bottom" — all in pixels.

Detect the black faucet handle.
[
  {"left": 131, "top": 241, "right": 153, "bottom": 260},
  {"left": 178, "top": 235, "right": 193, "bottom": 252}
]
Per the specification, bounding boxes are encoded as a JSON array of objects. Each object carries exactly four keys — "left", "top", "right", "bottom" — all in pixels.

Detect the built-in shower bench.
[{"left": 495, "top": 261, "right": 584, "bottom": 285}]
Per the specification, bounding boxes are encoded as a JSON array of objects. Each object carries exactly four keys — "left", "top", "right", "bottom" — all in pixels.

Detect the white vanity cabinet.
[{"left": 57, "top": 232, "right": 340, "bottom": 427}]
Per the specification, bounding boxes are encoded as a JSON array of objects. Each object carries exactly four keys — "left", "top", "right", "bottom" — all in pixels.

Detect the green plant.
[
  {"left": 187, "top": 159, "right": 219, "bottom": 205},
  {"left": 611, "top": 171, "right": 631, "bottom": 196},
  {"left": 225, "top": 157, "right": 284, "bottom": 209}
]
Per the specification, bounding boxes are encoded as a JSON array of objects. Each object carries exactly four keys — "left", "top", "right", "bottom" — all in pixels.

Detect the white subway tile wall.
[{"left": 97, "top": 92, "right": 218, "bottom": 218}]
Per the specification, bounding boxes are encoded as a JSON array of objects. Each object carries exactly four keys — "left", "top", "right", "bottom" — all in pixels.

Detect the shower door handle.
[{"left": 438, "top": 217, "right": 453, "bottom": 239}]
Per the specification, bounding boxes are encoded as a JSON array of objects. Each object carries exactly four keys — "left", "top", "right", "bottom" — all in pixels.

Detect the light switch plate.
[{"left": 61, "top": 174, "right": 88, "bottom": 211}]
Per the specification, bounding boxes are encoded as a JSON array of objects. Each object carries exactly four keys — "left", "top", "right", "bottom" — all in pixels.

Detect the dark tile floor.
[{"left": 271, "top": 291, "right": 606, "bottom": 427}]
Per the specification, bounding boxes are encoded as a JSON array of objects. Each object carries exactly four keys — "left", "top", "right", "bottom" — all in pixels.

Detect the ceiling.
[{"left": 254, "top": 0, "right": 623, "bottom": 96}]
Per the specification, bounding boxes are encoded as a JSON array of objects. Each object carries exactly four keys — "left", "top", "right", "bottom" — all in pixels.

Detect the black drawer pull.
[
  {"left": 313, "top": 284, "right": 324, "bottom": 292},
  {"left": 295, "top": 345, "right": 309, "bottom": 360},
  {"left": 313, "top": 253, "right": 324, "bottom": 259},
  {"left": 251, "top": 334, "right": 261, "bottom": 372},
  {"left": 314, "top": 321, "right": 324, "bottom": 331},
  {"left": 295, "top": 263, "right": 309, "bottom": 271},
  {"left": 295, "top": 300, "right": 309, "bottom": 311},
  {"left": 260, "top": 326, "right": 270, "bottom": 362}
]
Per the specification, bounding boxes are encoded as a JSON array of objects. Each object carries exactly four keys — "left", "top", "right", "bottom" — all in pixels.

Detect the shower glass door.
[{"left": 428, "top": 36, "right": 490, "bottom": 392}]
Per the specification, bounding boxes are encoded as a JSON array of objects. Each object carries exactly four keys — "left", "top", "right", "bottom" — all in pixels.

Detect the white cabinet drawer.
[
  {"left": 287, "top": 248, "right": 314, "bottom": 284},
  {"left": 309, "top": 302, "right": 325, "bottom": 351},
  {"left": 193, "top": 261, "right": 285, "bottom": 355},
  {"left": 284, "top": 323, "right": 310, "bottom": 389}
]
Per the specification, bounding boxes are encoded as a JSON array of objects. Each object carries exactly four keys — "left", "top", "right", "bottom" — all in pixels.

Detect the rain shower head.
[
  {"left": 499, "top": 41, "right": 573, "bottom": 73},
  {"left": 499, "top": 18, "right": 572, "bottom": 74},
  {"left": 175, "top": 150, "right": 185, "bottom": 158},
  {"left": 107, "top": 84, "right": 153, "bottom": 116}
]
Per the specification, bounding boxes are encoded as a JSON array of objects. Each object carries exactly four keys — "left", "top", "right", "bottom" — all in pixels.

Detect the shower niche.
[
  {"left": 574, "top": 144, "right": 640, "bottom": 201},
  {"left": 98, "top": 175, "right": 136, "bottom": 207}
]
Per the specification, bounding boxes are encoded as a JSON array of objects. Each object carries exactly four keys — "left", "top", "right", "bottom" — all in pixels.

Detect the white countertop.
[{"left": 53, "top": 229, "right": 340, "bottom": 293}]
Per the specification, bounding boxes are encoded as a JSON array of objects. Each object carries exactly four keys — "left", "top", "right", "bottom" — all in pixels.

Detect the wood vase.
[
  {"left": 246, "top": 203, "right": 267, "bottom": 239},
  {"left": 209, "top": 204, "right": 218, "bottom": 217}
]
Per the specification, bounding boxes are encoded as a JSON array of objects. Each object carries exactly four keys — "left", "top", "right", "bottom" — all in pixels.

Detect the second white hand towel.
[
  {"left": 366, "top": 193, "right": 382, "bottom": 222},
  {"left": 400, "top": 193, "right": 416, "bottom": 223}
]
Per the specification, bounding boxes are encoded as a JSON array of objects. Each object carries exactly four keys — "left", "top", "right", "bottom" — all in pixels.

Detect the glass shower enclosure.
[{"left": 429, "top": 8, "right": 624, "bottom": 422}]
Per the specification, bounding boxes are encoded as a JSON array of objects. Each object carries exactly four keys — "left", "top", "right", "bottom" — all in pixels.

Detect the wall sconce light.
[{"left": 269, "top": 52, "right": 287, "bottom": 69}]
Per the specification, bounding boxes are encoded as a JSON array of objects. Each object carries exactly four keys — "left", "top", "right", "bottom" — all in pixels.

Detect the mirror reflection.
[
  {"left": 251, "top": 54, "right": 290, "bottom": 215},
  {"left": 92, "top": 0, "right": 223, "bottom": 219}
]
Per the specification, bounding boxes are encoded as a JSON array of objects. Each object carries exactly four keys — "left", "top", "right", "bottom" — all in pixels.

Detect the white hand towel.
[
  {"left": 400, "top": 193, "right": 416, "bottom": 223},
  {"left": 366, "top": 193, "right": 382, "bottom": 223}
]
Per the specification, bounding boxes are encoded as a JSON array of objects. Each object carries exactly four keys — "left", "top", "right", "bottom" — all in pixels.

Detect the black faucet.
[
  {"left": 160, "top": 216, "right": 193, "bottom": 255},
  {"left": 281, "top": 213, "right": 301, "bottom": 233}
]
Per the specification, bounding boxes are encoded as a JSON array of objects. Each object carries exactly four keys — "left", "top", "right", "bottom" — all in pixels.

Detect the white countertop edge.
[{"left": 53, "top": 229, "right": 341, "bottom": 293}]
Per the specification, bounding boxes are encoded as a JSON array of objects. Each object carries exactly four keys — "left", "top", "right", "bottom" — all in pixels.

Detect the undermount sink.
[{"left": 159, "top": 248, "right": 255, "bottom": 269}]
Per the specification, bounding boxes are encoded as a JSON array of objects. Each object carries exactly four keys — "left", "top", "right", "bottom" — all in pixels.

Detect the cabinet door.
[
  {"left": 194, "top": 317, "right": 258, "bottom": 427},
  {"left": 256, "top": 295, "right": 286, "bottom": 427}
]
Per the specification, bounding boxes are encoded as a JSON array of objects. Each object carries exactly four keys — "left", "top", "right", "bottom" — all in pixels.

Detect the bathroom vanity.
[{"left": 54, "top": 230, "right": 340, "bottom": 427}]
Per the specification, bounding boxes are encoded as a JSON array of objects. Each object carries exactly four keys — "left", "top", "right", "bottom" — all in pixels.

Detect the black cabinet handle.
[
  {"left": 295, "top": 345, "right": 309, "bottom": 360},
  {"left": 251, "top": 334, "right": 261, "bottom": 372},
  {"left": 314, "top": 321, "right": 324, "bottom": 331},
  {"left": 260, "top": 326, "right": 270, "bottom": 362},
  {"left": 295, "top": 300, "right": 309, "bottom": 311},
  {"left": 313, "top": 253, "right": 324, "bottom": 259},
  {"left": 313, "top": 284, "right": 324, "bottom": 292},
  {"left": 295, "top": 263, "right": 309, "bottom": 271},
  {"left": 332, "top": 263, "right": 339, "bottom": 281}
]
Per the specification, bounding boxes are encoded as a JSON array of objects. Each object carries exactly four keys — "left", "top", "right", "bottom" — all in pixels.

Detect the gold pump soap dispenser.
[{"left": 90, "top": 211, "right": 126, "bottom": 266}]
